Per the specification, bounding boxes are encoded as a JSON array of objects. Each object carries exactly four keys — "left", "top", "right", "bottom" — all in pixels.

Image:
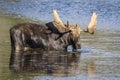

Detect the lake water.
[{"left": 0, "top": 0, "right": 120, "bottom": 80}]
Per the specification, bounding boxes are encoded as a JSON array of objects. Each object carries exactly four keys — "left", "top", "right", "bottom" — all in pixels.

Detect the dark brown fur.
[{"left": 10, "top": 22, "right": 81, "bottom": 52}]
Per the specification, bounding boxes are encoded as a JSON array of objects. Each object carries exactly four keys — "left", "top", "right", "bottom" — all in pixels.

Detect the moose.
[{"left": 10, "top": 10, "right": 97, "bottom": 52}]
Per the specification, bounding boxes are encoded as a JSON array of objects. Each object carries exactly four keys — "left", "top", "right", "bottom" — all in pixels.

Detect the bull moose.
[{"left": 10, "top": 10, "right": 97, "bottom": 52}]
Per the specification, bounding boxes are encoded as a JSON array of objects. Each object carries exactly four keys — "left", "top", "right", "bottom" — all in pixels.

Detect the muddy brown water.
[{"left": 0, "top": 14, "right": 120, "bottom": 80}]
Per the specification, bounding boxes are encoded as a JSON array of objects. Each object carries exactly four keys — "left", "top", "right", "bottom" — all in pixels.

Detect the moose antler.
[
  {"left": 53, "top": 9, "right": 66, "bottom": 31},
  {"left": 84, "top": 12, "right": 97, "bottom": 34},
  {"left": 52, "top": 10, "right": 97, "bottom": 35}
]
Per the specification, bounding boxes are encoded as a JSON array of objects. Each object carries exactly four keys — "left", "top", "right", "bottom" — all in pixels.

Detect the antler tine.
[
  {"left": 53, "top": 9, "right": 66, "bottom": 29},
  {"left": 85, "top": 12, "right": 97, "bottom": 34}
]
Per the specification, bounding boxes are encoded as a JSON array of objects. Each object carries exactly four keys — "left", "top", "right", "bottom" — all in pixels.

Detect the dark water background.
[{"left": 0, "top": 0, "right": 120, "bottom": 80}]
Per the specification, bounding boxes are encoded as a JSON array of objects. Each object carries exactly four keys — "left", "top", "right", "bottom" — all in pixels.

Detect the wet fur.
[{"left": 10, "top": 22, "right": 81, "bottom": 52}]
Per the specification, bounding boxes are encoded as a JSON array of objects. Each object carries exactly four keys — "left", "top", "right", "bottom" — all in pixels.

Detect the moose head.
[
  {"left": 47, "top": 9, "right": 97, "bottom": 51},
  {"left": 52, "top": 9, "right": 97, "bottom": 38}
]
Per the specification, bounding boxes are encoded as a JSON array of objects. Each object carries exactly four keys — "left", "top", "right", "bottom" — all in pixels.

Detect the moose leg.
[
  {"left": 9, "top": 29, "right": 24, "bottom": 71},
  {"left": 10, "top": 29, "right": 24, "bottom": 53},
  {"left": 15, "top": 34, "right": 23, "bottom": 52},
  {"left": 72, "top": 43, "right": 77, "bottom": 52},
  {"left": 72, "top": 42, "right": 81, "bottom": 52}
]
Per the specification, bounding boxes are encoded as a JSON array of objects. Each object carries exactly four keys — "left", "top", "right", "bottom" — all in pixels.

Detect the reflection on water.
[{"left": 10, "top": 50, "right": 80, "bottom": 77}]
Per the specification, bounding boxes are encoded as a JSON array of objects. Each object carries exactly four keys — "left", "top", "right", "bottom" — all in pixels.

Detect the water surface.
[{"left": 0, "top": 0, "right": 120, "bottom": 80}]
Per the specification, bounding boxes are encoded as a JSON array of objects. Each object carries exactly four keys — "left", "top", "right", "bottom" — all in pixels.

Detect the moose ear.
[
  {"left": 76, "top": 24, "right": 80, "bottom": 28},
  {"left": 76, "top": 23, "right": 80, "bottom": 28},
  {"left": 76, "top": 24, "right": 78, "bottom": 27},
  {"left": 66, "top": 20, "right": 70, "bottom": 28}
]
